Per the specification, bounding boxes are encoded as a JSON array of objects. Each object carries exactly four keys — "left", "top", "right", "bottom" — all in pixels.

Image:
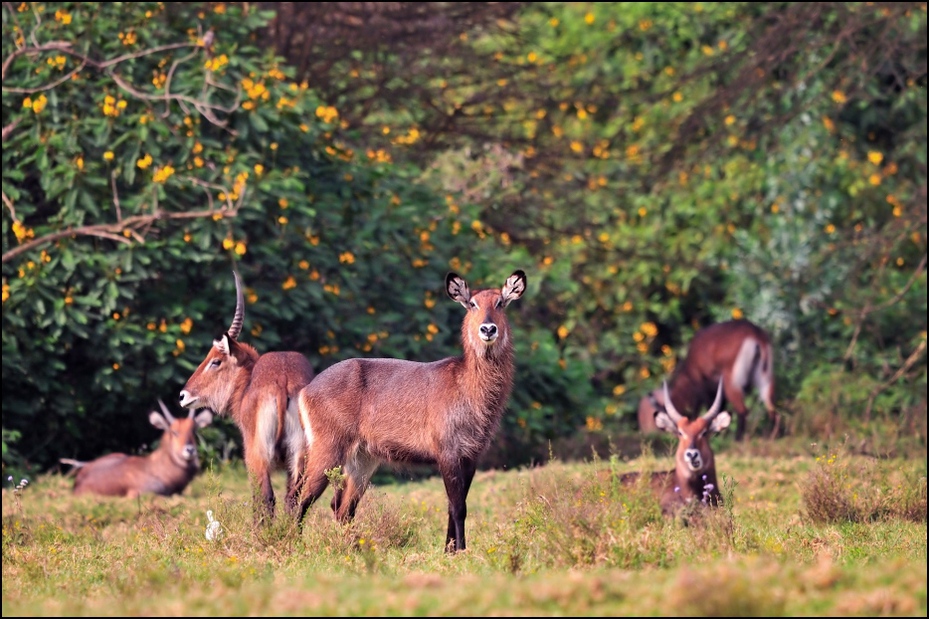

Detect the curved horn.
[
  {"left": 701, "top": 378, "right": 726, "bottom": 421},
  {"left": 662, "top": 380, "right": 685, "bottom": 423},
  {"left": 227, "top": 269, "right": 245, "bottom": 340},
  {"left": 158, "top": 398, "right": 177, "bottom": 423}
]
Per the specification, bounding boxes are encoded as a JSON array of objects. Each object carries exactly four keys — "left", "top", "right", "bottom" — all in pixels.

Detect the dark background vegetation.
[{"left": 2, "top": 2, "right": 926, "bottom": 480}]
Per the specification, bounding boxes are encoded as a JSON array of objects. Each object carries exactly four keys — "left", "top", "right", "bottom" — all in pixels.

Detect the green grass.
[{"left": 3, "top": 436, "right": 926, "bottom": 616}]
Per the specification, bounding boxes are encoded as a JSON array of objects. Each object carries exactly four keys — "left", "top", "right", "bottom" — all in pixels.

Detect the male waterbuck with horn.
[
  {"left": 60, "top": 400, "right": 213, "bottom": 498},
  {"left": 179, "top": 270, "right": 315, "bottom": 523},
  {"left": 638, "top": 319, "right": 778, "bottom": 441},
  {"left": 623, "top": 379, "right": 730, "bottom": 515},
  {"left": 295, "top": 269, "right": 527, "bottom": 553}
]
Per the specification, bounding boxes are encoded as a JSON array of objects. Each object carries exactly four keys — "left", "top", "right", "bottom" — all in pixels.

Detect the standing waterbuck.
[
  {"left": 178, "top": 270, "right": 316, "bottom": 522},
  {"left": 60, "top": 400, "right": 213, "bottom": 498},
  {"left": 622, "top": 379, "right": 730, "bottom": 515},
  {"left": 296, "top": 269, "right": 527, "bottom": 553},
  {"left": 638, "top": 319, "right": 778, "bottom": 441}
]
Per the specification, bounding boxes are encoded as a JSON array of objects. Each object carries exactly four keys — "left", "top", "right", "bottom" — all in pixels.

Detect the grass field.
[{"left": 2, "top": 434, "right": 926, "bottom": 616}]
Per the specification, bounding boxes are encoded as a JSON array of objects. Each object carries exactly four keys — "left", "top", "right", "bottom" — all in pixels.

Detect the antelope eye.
[
  {"left": 209, "top": 359, "right": 221, "bottom": 368},
  {"left": 469, "top": 299, "right": 479, "bottom": 309}
]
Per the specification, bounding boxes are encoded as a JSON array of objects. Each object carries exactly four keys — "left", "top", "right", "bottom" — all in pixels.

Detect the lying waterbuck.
[
  {"left": 296, "top": 269, "right": 527, "bottom": 553},
  {"left": 622, "top": 379, "right": 729, "bottom": 515},
  {"left": 179, "top": 270, "right": 315, "bottom": 522},
  {"left": 638, "top": 319, "right": 777, "bottom": 441},
  {"left": 60, "top": 400, "right": 213, "bottom": 498}
]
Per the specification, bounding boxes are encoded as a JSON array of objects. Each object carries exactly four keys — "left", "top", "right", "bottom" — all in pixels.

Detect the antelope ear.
[
  {"left": 149, "top": 411, "right": 170, "bottom": 431},
  {"left": 194, "top": 410, "right": 214, "bottom": 428},
  {"left": 213, "top": 334, "right": 232, "bottom": 356},
  {"left": 501, "top": 269, "right": 526, "bottom": 306},
  {"left": 446, "top": 272, "right": 471, "bottom": 308},
  {"left": 653, "top": 410, "right": 679, "bottom": 434},
  {"left": 710, "top": 411, "right": 732, "bottom": 434}
]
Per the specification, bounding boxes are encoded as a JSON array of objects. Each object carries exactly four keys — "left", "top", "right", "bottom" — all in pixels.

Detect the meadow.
[{"left": 2, "top": 434, "right": 926, "bottom": 617}]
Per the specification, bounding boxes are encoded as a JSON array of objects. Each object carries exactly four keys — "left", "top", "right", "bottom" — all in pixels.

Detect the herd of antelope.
[{"left": 60, "top": 268, "right": 779, "bottom": 550}]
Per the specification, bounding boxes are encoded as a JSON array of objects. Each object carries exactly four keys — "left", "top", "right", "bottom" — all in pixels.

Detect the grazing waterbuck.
[
  {"left": 296, "top": 269, "right": 527, "bottom": 552},
  {"left": 638, "top": 319, "right": 778, "bottom": 441}
]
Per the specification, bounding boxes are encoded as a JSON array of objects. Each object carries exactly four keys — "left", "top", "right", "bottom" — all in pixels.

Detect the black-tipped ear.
[{"left": 446, "top": 272, "right": 471, "bottom": 308}]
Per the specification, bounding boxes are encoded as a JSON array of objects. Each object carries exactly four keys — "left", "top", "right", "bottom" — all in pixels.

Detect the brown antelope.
[
  {"left": 178, "top": 270, "right": 316, "bottom": 522},
  {"left": 59, "top": 400, "right": 213, "bottom": 498},
  {"left": 622, "top": 379, "right": 729, "bottom": 515},
  {"left": 295, "top": 270, "right": 527, "bottom": 553},
  {"left": 637, "top": 319, "right": 778, "bottom": 441}
]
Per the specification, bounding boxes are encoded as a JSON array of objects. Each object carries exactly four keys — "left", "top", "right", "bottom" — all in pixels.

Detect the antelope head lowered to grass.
[
  {"left": 60, "top": 400, "right": 213, "bottom": 498},
  {"left": 637, "top": 319, "right": 778, "bottom": 441},
  {"left": 178, "top": 270, "right": 316, "bottom": 523},
  {"left": 622, "top": 378, "right": 731, "bottom": 516},
  {"left": 295, "top": 269, "right": 527, "bottom": 553}
]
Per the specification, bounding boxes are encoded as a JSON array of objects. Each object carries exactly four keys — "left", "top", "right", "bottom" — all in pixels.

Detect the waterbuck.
[
  {"left": 178, "top": 270, "right": 316, "bottom": 522},
  {"left": 60, "top": 400, "right": 213, "bottom": 498},
  {"left": 638, "top": 319, "right": 777, "bottom": 441},
  {"left": 295, "top": 269, "right": 527, "bottom": 553},
  {"left": 623, "top": 379, "right": 730, "bottom": 515}
]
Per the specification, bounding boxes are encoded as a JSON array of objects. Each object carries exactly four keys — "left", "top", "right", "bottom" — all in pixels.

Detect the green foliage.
[{"left": 0, "top": 2, "right": 545, "bottom": 474}]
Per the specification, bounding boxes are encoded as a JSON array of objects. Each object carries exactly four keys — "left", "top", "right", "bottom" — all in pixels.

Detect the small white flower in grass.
[{"left": 205, "top": 509, "right": 223, "bottom": 541}]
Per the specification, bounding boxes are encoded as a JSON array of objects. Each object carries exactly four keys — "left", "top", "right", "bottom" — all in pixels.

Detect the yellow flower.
[
  {"left": 731, "top": 308, "right": 744, "bottom": 319},
  {"left": 55, "top": 9, "right": 72, "bottom": 24},
  {"left": 672, "top": 92, "right": 683, "bottom": 103},
  {"left": 557, "top": 325, "right": 569, "bottom": 339},
  {"left": 137, "top": 154, "right": 153, "bottom": 169},
  {"left": 339, "top": 251, "right": 355, "bottom": 265},
  {"left": 612, "top": 384, "right": 626, "bottom": 396},
  {"left": 31, "top": 94, "right": 48, "bottom": 114},
  {"left": 103, "top": 151, "right": 114, "bottom": 161},
  {"left": 282, "top": 276, "right": 297, "bottom": 290},
  {"left": 222, "top": 238, "right": 234, "bottom": 250},
  {"left": 152, "top": 164, "right": 175, "bottom": 183},
  {"left": 180, "top": 317, "right": 193, "bottom": 334},
  {"left": 869, "top": 173, "right": 882, "bottom": 186},
  {"left": 584, "top": 12, "right": 595, "bottom": 24},
  {"left": 867, "top": 151, "right": 883, "bottom": 165},
  {"left": 831, "top": 90, "right": 847, "bottom": 104},
  {"left": 234, "top": 242, "right": 247, "bottom": 255},
  {"left": 724, "top": 115, "right": 736, "bottom": 126}
]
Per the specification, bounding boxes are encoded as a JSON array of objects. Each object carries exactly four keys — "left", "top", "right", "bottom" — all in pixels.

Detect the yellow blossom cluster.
[
  {"left": 316, "top": 106, "right": 339, "bottom": 124},
  {"left": 54, "top": 9, "right": 72, "bottom": 24},
  {"left": 393, "top": 128, "right": 421, "bottom": 145},
  {"left": 46, "top": 55, "right": 67, "bottom": 70},
  {"left": 22, "top": 94, "right": 47, "bottom": 114},
  {"left": 118, "top": 30, "right": 137, "bottom": 46},
  {"left": 102, "top": 95, "right": 127, "bottom": 117},
  {"left": 12, "top": 221, "right": 35, "bottom": 242},
  {"left": 2, "top": 282, "right": 9, "bottom": 303},
  {"left": 152, "top": 164, "right": 175, "bottom": 183},
  {"left": 205, "top": 54, "right": 229, "bottom": 72},
  {"left": 137, "top": 154, "right": 153, "bottom": 169}
]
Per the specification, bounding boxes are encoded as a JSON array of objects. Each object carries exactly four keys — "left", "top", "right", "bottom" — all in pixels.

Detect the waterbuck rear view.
[
  {"left": 637, "top": 319, "right": 777, "bottom": 441},
  {"left": 60, "top": 400, "right": 213, "bottom": 498},
  {"left": 296, "top": 269, "right": 527, "bottom": 553},
  {"left": 622, "top": 379, "right": 730, "bottom": 516},
  {"left": 179, "top": 270, "right": 316, "bottom": 523}
]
